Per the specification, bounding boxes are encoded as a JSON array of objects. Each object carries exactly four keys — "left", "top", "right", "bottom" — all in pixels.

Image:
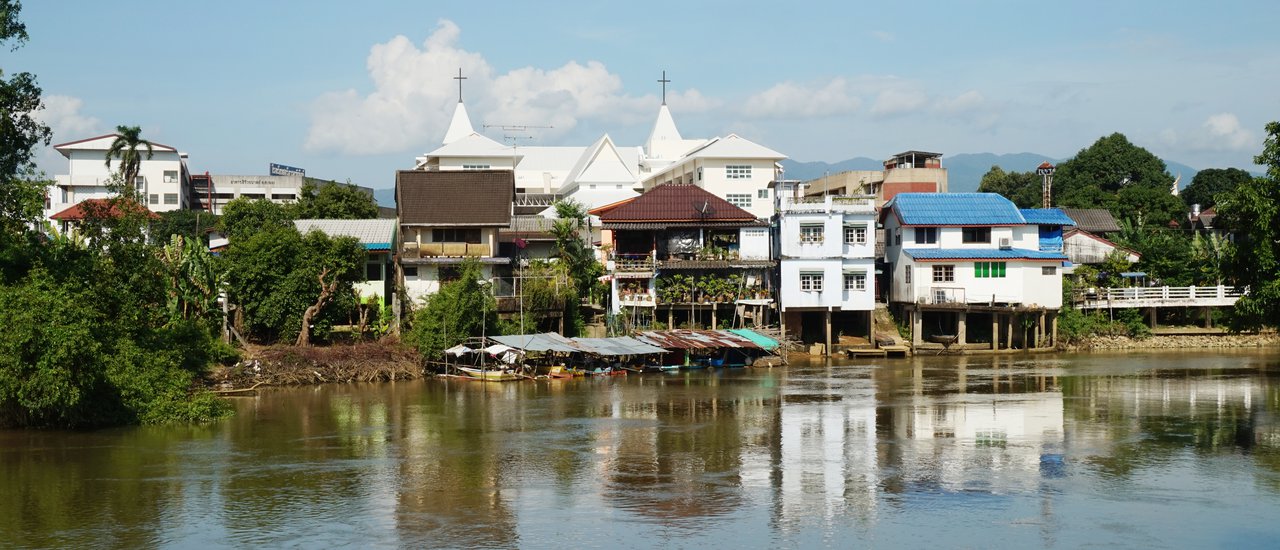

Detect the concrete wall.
[
  {"left": 739, "top": 226, "right": 770, "bottom": 260},
  {"left": 403, "top": 264, "right": 498, "bottom": 305},
  {"left": 891, "top": 258, "right": 1063, "bottom": 308}
]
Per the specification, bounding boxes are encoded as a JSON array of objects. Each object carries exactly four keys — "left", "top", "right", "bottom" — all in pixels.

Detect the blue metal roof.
[
  {"left": 904, "top": 248, "right": 1068, "bottom": 261},
  {"left": 890, "top": 193, "right": 1024, "bottom": 226},
  {"left": 1019, "top": 208, "right": 1076, "bottom": 226}
]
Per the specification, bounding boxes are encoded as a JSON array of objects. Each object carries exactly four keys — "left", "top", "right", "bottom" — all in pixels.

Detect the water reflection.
[{"left": 2, "top": 350, "right": 1279, "bottom": 547}]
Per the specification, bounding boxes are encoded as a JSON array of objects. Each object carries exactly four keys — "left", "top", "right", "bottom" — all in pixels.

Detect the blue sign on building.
[{"left": 270, "top": 163, "right": 305, "bottom": 177}]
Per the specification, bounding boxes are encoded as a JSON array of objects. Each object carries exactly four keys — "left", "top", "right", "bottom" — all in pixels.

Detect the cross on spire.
[
  {"left": 658, "top": 70, "right": 671, "bottom": 105},
  {"left": 453, "top": 68, "right": 467, "bottom": 103}
]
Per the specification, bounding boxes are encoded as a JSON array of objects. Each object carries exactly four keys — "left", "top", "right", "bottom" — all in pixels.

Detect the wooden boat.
[
  {"left": 544, "top": 366, "right": 574, "bottom": 379},
  {"left": 457, "top": 366, "right": 522, "bottom": 381}
]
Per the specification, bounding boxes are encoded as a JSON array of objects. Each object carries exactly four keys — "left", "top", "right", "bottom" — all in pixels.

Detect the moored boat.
[{"left": 458, "top": 366, "right": 523, "bottom": 381}]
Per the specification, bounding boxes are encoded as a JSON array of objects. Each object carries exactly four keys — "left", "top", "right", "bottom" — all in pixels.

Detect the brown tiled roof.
[
  {"left": 396, "top": 170, "right": 513, "bottom": 226},
  {"left": 49, "top": 198, "right": 160, "bottom": 221},
  {"left": 1059, "top": 208, "right": 1121, "bottom": 234},
  {"left": 598, "top": 184, "right": 759, "bottom": 223}
]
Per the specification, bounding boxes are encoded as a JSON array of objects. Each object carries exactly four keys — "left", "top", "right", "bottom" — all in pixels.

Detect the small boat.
[
  {"left": 544, "top": 366, "right": 574, "bottom": 379},
  {"left": 458, "top": 366, "right": 522, "bottom": 381}
]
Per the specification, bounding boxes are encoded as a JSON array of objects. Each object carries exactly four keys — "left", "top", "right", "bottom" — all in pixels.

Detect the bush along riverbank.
[
  {"left": 1067, "top": 332, "right": 1280, "bottom": 351},
  {"left": 207, "top": 341, "right": 423, "bottom": 390}
]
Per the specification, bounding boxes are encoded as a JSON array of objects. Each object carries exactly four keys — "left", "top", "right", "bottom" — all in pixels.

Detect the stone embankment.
[{"left": 1070, "top": 332, "right": 1280, "bottom": 351}]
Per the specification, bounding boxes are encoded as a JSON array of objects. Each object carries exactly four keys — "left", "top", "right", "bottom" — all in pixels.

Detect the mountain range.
[
  {"left": 781, "top": 153, "right": 1202, "bottom": 194},
  {"left": 370, "top": 153, "right": 1203, "bottom": 207}
]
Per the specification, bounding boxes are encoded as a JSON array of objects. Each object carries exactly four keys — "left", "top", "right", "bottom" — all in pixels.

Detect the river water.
[{"left": 4, "top": 350, "right": 1280, "bottom": 549}]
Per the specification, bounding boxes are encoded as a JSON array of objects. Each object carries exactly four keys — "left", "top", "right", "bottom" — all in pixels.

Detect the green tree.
[
  {"left": 977, "top": 165, "right": 1040, "bottom": 207},
  {"left": 1055, "top": 133, "right": 1186, "bottom": 226},
  {"left": 405, "top": 259, "right": 497, "bottom": 359},
  {"left": 1216, "top": 121, "right": 1280, "bottom": 330},
  {"left": 1182, "top": 167, "right": 1253, "bottom": 210},
  {"left": 150, "top": 209, "right": 218, "bottom": 245},
  {"left": 219, "top": 197, "right": 292, "bottom": 241},
  {"left": 104, "top": 125, "right": 155, "bottom": 191},
  {"left": 0, "top": 0, "right": 51, "bottom": 255},
  {"left": 290, "top": 180, "right": 379, "bottom": 219},
  {"left": 156, "top": 234, "right": 224, "bottom": 326}
]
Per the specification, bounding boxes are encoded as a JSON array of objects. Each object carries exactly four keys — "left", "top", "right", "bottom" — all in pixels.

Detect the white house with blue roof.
[
  {"left": 880, "top": 193, "right": 1073, "bottom": 350},
  {"left": 294, "top": 219, "right": 397, "bottom": 305}
]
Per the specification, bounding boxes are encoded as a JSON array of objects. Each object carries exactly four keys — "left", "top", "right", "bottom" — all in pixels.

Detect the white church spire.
[
  {"left": 442, "top": 68, "right": 474, "bottom": 145},
  {"left": 442, "top": 101, "right": 474, "bottom": 145},
  {"left": 646, "top": 70, "right": 686, "bottom": 159}
]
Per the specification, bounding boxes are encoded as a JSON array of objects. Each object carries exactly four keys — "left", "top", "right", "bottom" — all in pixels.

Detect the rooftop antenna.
[
  {"left": 482, "top": 123, "right": 553, "bottom": 171},
  {"left": 453, "top": 68, "right": 467, "bottom": 103},
  {"left": 658, "top": 70, "right": 671, "bottom": 106}
]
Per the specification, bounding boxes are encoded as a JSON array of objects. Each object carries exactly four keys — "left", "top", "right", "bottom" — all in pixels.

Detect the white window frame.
[
  {"left": 462, "top": 164, "right": 490, "bottom": 170},
  {"left": 799, "top": 224, "right": 824, "bottom": 244},
  {"left": 932, "top": 264, "right": 955, "bottom": 283},
  {"left": 844, "top": 224, "right": 867, "bottom": 245},
  {"left": 844, "top": 273, "right": 866, "bottom": 291},
  {"left": 163, "top": 193, "right": 179, "bottom": 205},
  {"left": 800, "top": 272, "right": 823, "bottom": 292},
  {"left": 725, "top": 165, "right": 752, "bottom": 179},
  {"left": 163, "top": 170, "right": 179, "bottom": 183},
  {"left": 757, "top": 188, "right": 768, "bottom": 199},
  {"left": 726, "top": 193, "right": 752, "bottom": 208},
  {"left": 915, "top": 227, "right": 937, "bottom": 244}
]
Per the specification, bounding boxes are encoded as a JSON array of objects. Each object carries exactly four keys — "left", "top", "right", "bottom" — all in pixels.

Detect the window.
[
  {"left": 932, "top": 264, "right": 955, "bottom": 283},
  {"left": 726, "top": 165, "right": 752, "bottom": 179},
  {"left": 895, "top": 230, "right": 902, "bottom": 246},
  {"left": 589, "top": 184, "right": 597, "bottom": 190},
  {"left": 149, "top": 194, "right": 159, "bottom": 205},
  {"left": 757, "top": 188, "right": 769, "bottom": 199},
  {"left": 366, "top": 263, "right": 383, "bottom": 281},
  {"left": 844, "top": 273, "right": 866, "bottom": 291},
  {"left": 163, "top": 193, "right": 179, "bottom": 205},
  {"left": 272, "top": 193, "right": 297, "bottom": 201},
  {"left": 799, "top": 224, "right": 824, "bottom": 244},
  {"left": 403, "top": 266, "right": 418, "bottom": 277},
  {"left": 974, "top": 261, "right": 1006, "bottom": 278},
  {"left": 462, "top": 164, "right": 490, "bottom": 170},
  {"left": 134, "top": 176, "right": 145, "bottom": 189},
  {"left": 726, "top": 193, "right": 752, "bottom": 208},
  {"left": 163, "top": 170, "right": 179, "bottom": 183},
  {"left": 905, "top": 268, "right": 911, "bottom": 284},
  {"left": 962, "top": 227, "right": 991, "bottom": 243},
  {"left": 844, "top": 224, "right": 867, "bottom": 244},
  {"left": 1042, "top": 266, "right": 1057, "bottom": 275},
  {"left": 915, "top": 227, "right": 937, "bottom": 244},
  {"left": 433, "top": 228, "right": 482, "bottom": 243},
  {"left": 800, "top": 272, "right": 823, "bottom": 292},
  {"left": 697, "top": 166, "right": 703, "bottom": 181}
]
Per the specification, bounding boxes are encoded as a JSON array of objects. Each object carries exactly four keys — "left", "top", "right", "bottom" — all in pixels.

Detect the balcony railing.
[
  {"left": 402, "top": 242, "right": 490, "bottom": 258},
  {"left": 618, "top": 293, "right": 657, "bottom": 307},
  {"left": 610, "top": 253, "right": 657, "bottom": 273},
  {"left": 923, "top": 286, "right": 966, "bottom": 305},
  {"left": 781, "top": 194, "right": 876, "bottom": 213}
]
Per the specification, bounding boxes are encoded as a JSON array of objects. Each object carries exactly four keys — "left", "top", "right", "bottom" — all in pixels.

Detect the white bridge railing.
[{"left": 1075, "top": 285, "right": 1247, "bottom": 309}]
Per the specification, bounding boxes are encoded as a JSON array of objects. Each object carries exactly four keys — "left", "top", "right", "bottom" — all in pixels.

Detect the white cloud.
[
  {"left": 305, "top": 20, "right": 698, "bottom": 155},
  {"left": 1160, "top": 112, "right": 1258, "bottom": 154},
  {"left": 741, "top": 78, "right": 863, "bottom": 119},
  {"left": 869, "top": 87, "right": 928, "bottom": 117},
  {"left": 36, "top": 95, "right": 102, "bottom": 142}
]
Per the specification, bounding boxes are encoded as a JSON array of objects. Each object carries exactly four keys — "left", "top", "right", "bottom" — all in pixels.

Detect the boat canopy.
[
  {"left": 490, "top": 333, "right": 667, "bottom": 356},
  {"left": 490, "top": 333, "right": 581, "bottom": 353},
  {"left": 727, "top": 329, "right": 780, "bottom": 350},
  {"left": 634, "top": 329, "right": 771, "bottom": 350},
  {"left": 572, "top": 337, "right": 667, "bottom": 356}
]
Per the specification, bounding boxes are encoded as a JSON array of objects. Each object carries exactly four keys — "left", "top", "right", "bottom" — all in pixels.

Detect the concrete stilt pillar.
[
  {"left": 912, "top": 307, "right": 923, "bottom": 347},
  {"left": 992, "top": 314, "right": 1000, "bottom": 351},
  {"left": 869, "top": 309, "right": 876, "bottom": 346},
  {"left": 1038, "top": 312, "right": 1046, "bottom": 348},
  {"left": 780, "top": 310, "right": 787, "bottom": 341},
  {"left": 711, "top": 306, "right": 717, "bottom": 331},
  {"left": 1051, "top": 312, "right": 1058, "bottom": 347},
  {"left": 824, "top": 308, "right": 833, "bottom": 356},
  {"left": 1203, "top": 307, "right": 1213, "bottom": 329},
  {"left": 1007, "top": 313, "right": 1015, "bottom": 350},
  {"left": 957, "top": 311, "right": 968, "bottom": 346},
  {"left": 668, "top": 307, "right": 674, "bottom": 330},
  {"left": 1148, "top": 307, "right": 1158, "bottom": 329}
]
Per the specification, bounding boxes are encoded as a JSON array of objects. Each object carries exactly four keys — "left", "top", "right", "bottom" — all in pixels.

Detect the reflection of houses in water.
[{"left": 773, "top": 360, "right": 1066, "bottom": 531}]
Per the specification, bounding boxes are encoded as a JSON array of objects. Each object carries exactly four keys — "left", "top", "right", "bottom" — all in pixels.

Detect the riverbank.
[
  {"left": 207, "top": 341, "right": 423, "bottom": 390},
  {"left": 1069, "top": 331, "right": 1280, "bottom": 351}
]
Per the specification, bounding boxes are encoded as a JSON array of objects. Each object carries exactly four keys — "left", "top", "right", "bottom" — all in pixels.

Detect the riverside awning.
[
  {"left": 634, "top": 329, "right": 769, "bottom": 350},
  {"left": 490, "top": 333, "right": 582, "bottom": 353},
  {"left": 571, "top": 337, "right": 667, "bottom": 356}
]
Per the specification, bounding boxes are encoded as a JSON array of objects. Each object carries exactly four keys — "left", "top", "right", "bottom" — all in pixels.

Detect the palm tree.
[{"left": 104, "top": 125, "right": 154, "bottom": 196}]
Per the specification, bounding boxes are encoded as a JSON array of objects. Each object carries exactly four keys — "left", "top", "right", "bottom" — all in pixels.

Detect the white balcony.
[{"left": 780, "top": 194, "right": 876, "bottom": 214}]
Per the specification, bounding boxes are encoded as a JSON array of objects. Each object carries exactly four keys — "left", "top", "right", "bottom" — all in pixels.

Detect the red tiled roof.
[
  {"left": 49, "top": 198, "right": 160, "bottom": 221},
  {"left": 597, "top": 184, "right": 758, "bottom": 223}
]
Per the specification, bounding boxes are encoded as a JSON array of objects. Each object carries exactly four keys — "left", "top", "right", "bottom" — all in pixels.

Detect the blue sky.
[{"left": 12, "top": 0, "right": 1279, "bottom": 190}]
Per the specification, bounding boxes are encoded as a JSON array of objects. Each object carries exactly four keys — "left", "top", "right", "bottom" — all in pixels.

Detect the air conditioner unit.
[{"left": 999, "top": 238, "right": 1012, "bottom": 250}]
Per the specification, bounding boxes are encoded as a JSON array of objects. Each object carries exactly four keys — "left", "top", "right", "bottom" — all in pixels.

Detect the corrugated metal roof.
[
  {"left": 634, "top": 329, "right": 764, "bottom": 350},
  {"left": 1059, "top": 208, "right": 1121, "bottom": 233},
  {"left": 294, "top": 219, "right": 396, "bottom": 250},
  {"left": 571, "top": 337, "right": 667, "bottom": 356},
  {"left": 890, "top": 193, "right": 1024, "bottom": 226},
  {"left": 1019, "top": 208, "right": 1076, "bottom": 226},
  {"left": 904, "top": 248, "right": 1068, "bottom": 261},
  {"left": 490, "top": 333, "right": 582, "bottom": 353},
  {"left": 727, "top": 329, "right": 780, "bottom": 350}
]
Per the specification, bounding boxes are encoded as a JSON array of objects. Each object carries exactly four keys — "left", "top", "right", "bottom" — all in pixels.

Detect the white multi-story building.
[
  {"left": 881, "top": 193, "right": 1073, "bottom": 351},
  {"left": 412, "top": 84, "right": 786, "bottom": 219},
  {"left": 776, "top": 188, "right": 878, "bottom": 348},
  {"left": 46, "top": 133, "right": 190, "bottom": 224}
]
